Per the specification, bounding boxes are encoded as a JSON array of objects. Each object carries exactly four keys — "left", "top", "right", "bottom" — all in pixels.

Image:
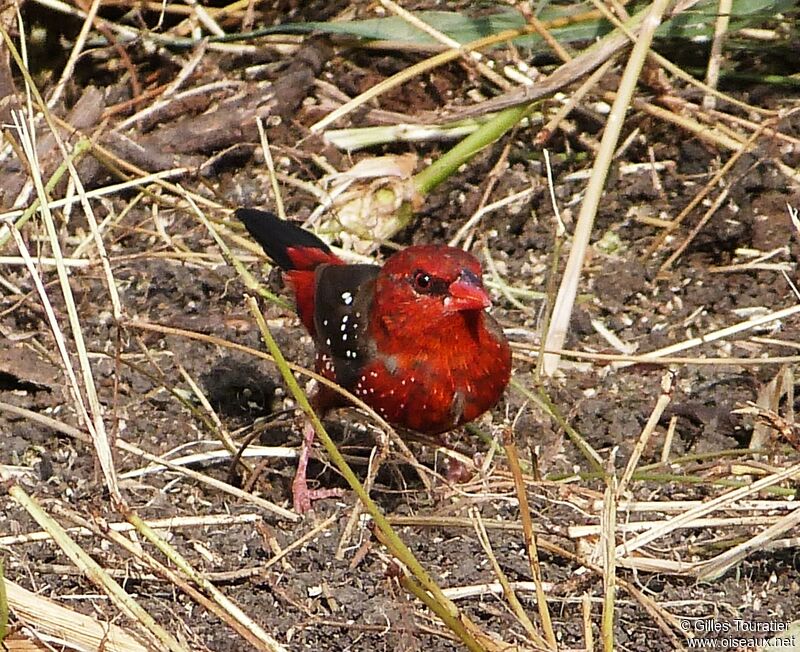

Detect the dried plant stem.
[
  {"left": 511, "top": 380, "right": 604, "bottom": 473},
  {"left": 188, "top": 195, "right": 289, "bottom": 308},
  {"left": 177, "top": 364, "right": 252, "bottom": 474},
  {"left": 0, "top": 559, "right": 7, "bottom": 641},
  {"left": 47, "top": 0, "right": 100, "bottom": 107},
  {"left": 617, "top": 372, "right": 674, "bottom": 496},
  {"left": 379, "top": 0, "right": 511, "bottom": 90},
  {"left": 53, "top": 505, "right": 276, "bottom": 650},
  {"left": 471, "top": 508, "right": 549, "bottom": 649},
  {"left": 256, "top": 117, "right": 286, "bottom": 220},
  {"left": 610, "top": 303, "right": 800, "bottom": 370},
  {"left": 600, "top": 465, "right": 617, "bottom": 652},
  {"left": 4, "top": 577, "right": 147, "bottom": 652},
  {"left": 697, "top": 507, "right": 800, "bottom": 581},
  {"left": 310, "top": 21, "right": 549, "bottom": 133},
  {"left": 7, "top": 219, "right": 121, "bottom": 500},
  {"left": 0, "top": 138, "right": 88, "bottom": 248},
  {"left": 3, "top": 29, "right": 122, "bottom": 500},
  {"left": 627, "top": 94, "right": 748, "bottom": 151},
  {"left": 540, "top": 57, "right": 616, "bottom": 143},
  {"left": 503, "top": 432, "right": 557, "bottom": 650},
  {"left": 640, "top": 127, "right": 754, "bottom": 260},
  {"left": 125, "top": 510, "right": 288, "bottom": 651},
  {"left": 0, "top": 399, "right": 298, "bottom": 521},
  {"left": 582, "top": 593, "right": 594, "bottom": 652},
  {"left": 4, "top": 483, "right": 187, "bottom": 652},
  {"left": 616, "top": 461, "right": 800, "bottom": 558},
  {"left": 702, "top": 0, "right": 732, "bottom": 110},
  {"left": 397, "top": 575, "right": 486, "bottom": 652},
  {"left": 542, "top": 0, "right": 672, "bottom": 375},
  {"left": 0, "top": 166, "right": 188, "bottom": 225},
  {"left": 335, "top": 441, "right": 389, "bottom": 560},
  {"left": 516, "top": 348, "right": 800, "bottom": 368}
]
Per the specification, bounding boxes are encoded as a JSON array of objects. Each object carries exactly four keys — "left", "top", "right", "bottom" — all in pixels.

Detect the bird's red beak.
[{"left": 446, "top": 271, "right": 491, "bottom": 313}]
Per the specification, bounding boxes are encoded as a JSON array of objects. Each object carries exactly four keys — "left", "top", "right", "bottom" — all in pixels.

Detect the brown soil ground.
[{"left": 1, "top": 2, "right": 800, "bottom": 651}]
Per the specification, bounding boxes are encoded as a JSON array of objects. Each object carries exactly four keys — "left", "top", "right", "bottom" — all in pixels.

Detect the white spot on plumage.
[
  {"left": 323, "top": 319, "right": 328, "bottom": 327},
  {"left": 342, "top": 334, "right": 348, "bottom": 341},
  {"left": 342, "top": 291, "right": 353, "bottom": 305},
  {"left": 326, "top": 338, "right": 331, "bottom": 346}
]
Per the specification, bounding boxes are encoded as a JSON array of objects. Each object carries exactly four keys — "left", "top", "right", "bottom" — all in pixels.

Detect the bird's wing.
[{"left": 313, "top": 264, "right": 380, "bottom": 387}]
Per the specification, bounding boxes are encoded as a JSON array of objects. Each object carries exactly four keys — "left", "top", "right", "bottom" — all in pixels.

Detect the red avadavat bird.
[{"left": 237, "top": 208, "right": 512, "bottom": 512}]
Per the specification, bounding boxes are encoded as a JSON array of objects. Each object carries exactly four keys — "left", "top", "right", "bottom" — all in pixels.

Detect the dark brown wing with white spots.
[{"left": 313, "top": 263, "right": 379, "bottom": 387}]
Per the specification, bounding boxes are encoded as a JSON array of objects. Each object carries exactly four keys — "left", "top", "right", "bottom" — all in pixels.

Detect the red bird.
[{"left": 237, "top": 208, "right": 511, "bottom": 512}]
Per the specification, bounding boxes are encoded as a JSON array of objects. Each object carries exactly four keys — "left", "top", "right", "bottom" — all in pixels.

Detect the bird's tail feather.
[{"left": 235, "top": 208, "right": 338, "bottom": 270}]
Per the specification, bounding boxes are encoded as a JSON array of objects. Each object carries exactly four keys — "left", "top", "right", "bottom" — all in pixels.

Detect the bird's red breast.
[{"left": 237, "top": 208, "right": 511, "bottom": 435}]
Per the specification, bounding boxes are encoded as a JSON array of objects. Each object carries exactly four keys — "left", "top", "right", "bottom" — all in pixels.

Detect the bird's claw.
[
  {"left": 292, "top": 477, "right": 344, "bottom": 513},
  {"left": 292, "top": 419, "right": 345, "bottom": 513}
]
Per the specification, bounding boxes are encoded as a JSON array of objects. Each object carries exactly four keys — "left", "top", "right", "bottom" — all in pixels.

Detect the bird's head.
[{"left": 374, "top": 245, "right": 491, "bottom": 324}]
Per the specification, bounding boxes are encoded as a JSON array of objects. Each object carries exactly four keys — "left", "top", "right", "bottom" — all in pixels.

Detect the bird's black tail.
[{"left": 235, "top": 208, "right": 332, "bottom": 271}]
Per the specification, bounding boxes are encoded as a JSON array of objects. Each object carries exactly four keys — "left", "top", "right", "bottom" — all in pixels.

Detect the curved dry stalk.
[
  {"left": 599, "top": 456, "right": 618, "bottom": 652},
  {"left": 515, "top": 347, "right": 800, "bottom": 367},
  {"left": 702, "top": 0, "right": 733, "bottom": 110},
  {"left": 542, "top": 0, "right": 673, "bottom": 376},
  {"left": 498, "top": 436, "right": 557, "bottom": 650},
  {"left": 6, "top": 218, "right": 120, "bottom": 501},
  {"left": 125, "top": 510, "right": 289, "bottom": 652},
  {"left": 4, "top": 578, "right": 148, "bottom": 652},
  {"left": 379, "top": 0, "right": 511, "bottom": 90},
  {"left": 470, "top": 507, "right": 550, "bottom": 650},
  {"left": 0, "top": 398, "right": 298, "bottom": 521},
  {"left": 3, "top": 482, "right": 188, "bottom": 652}
]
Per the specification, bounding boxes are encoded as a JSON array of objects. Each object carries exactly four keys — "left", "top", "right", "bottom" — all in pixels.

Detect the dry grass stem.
[
  {"left": 542, "top": 0, "right": 672, "bottom": 374},
  {"left": 471, "top": 508, "right": 548, "bottom": 649},
  {"left": 617, "top": 371, "right": 674, "bottom": 496},
  {"left": 4, "top": 578, "right": 148, "bottom": 652},
  {"left": 600, "top": 461, "right": 617, "bottom": 652},
  {"left": 502, "top": 432, "right": 557, "bottom": 650}
]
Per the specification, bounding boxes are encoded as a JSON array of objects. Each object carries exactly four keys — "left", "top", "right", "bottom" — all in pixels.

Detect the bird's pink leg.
[{"left": 292, "top": 419, "right": 344, "bottom": 513}]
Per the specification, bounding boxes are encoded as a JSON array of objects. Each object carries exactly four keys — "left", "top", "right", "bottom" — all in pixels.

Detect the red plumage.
[
  {"left": 282, "top": 247, "right": 343, "bottom": 336},
  {"left": 237, "top": 208, "right": 512, "bottom": 510}
]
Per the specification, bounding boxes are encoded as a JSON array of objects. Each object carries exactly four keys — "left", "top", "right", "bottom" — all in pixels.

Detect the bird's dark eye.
[
  {"left": 413, "top": 271, "right": 431, "bottom": 290},
  {"left": 411, "top": 270, "right": 448, "bottom": 295}
]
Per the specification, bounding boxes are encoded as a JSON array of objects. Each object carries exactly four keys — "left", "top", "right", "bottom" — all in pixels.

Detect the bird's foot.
[
  {"left": 292, "top": 475, "right": 344, "bottom": 513},
  {"left": 292, "top": 420, "right": 344, "bottom": 513},
  {"left": 444, "top": 457, "right": 474, "bottom": 484}
]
